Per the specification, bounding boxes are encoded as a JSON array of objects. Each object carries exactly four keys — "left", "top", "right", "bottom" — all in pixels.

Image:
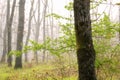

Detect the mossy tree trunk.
[{"left": 73, "top": 0, "right": 97, "bottom": 80}]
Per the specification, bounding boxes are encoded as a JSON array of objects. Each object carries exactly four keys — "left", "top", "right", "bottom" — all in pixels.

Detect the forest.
[{"left": 0, "top": 0, "right": 120, "bottom": 80}]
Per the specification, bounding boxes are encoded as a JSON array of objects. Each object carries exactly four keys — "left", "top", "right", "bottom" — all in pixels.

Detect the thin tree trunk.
[
  {"left": 42, "top": 0, "right": 48, "bottom": 62},
  {"left": 74, "top": 0, "right": 97, "bottom": 80},
  {"left": 34, "top": 0, "right": 41, "bottom": 64},
  {"left": 1, "top": 27, "right": 7, "bottom": 63},
  {"left": 7, "top": 0, "right": 16, "bottom": 67},
  {"left": 118, "top": 5, "right": 120, "bottom": 44},
  {"left": 14, "top": 0, "right": 25, "bottom": 69},
  {"left": 24, "top": 0, "right": 34, "bottom": 62},
  {"left": 50, "top": 0, "right": 53, "bottom": 40},
  {"left": 1, "top": 0, "right": 10, "bottom": 63}
]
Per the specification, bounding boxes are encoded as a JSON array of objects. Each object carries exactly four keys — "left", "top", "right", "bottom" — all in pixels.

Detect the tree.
[
  {"left": 73, "top": 0, "right": 97, "bottom": 80},
  {"left": 119, "top": 6, "right": 120, "bottom": 43},
  {"left": 14, "top": 0, "right": 25, "bottom": 69},
  {"left": 7, "top": 0, "right": 16, "bottom": 67},
  {"left": 1, "top": 25, "right": 7, "bottom": 63},
  {"left": 24, "top": 0, "right": 35, "bottom": 62},
  {"left": 42, "top": 0, "right": 48, "bottom": 62},
  {"left": 1, "top": 0, "right": 10, "bottom": 63},
  {"left": 34, "top": 0, "right": 41, "bottom": 64}
]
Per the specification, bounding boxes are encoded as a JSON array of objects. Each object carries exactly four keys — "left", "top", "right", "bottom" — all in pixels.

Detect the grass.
[
  {"left": 0, "top": 57, "right": 120, "bottom": 80},
  {"left": 0, "top": 63, "right": 77, "bottom": 80}
]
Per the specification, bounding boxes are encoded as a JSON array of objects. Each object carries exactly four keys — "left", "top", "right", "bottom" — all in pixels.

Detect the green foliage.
[
  {"left": 9, "top": 50, "right": 22, "bottom": 56},
  {"left": 47, "top": 13, "right": 71, "bottom": 21},
  {"left": 45, "top": 2, "right": 75, "bottom": 56},
  {"left": 92, "top": 14, "right": 120, "bottom": 75},
  {"left": 44, "top": 21, "right": 75, "bottom": 56},
  {"left": 64, "top": 2, "right": 73, "bottom": 11},
  {"left": 92, "top": 14, "right": 118, "bottom": 39},
  {"left": 24, "top": 2, "right": 75, "bottom": 57},
  {"left": 28, "top": 40, "right": 43, "bottom": 51},
  {"left": 9, "top": 40, "right": 44, "bottom": 56}
]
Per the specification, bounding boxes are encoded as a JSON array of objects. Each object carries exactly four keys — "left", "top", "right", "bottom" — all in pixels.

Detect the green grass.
[
  {"left": 0, "top": 63, "right": 77, "bottom": 80},
  {"left": 0, "top": 62, "right": 120, "bottom": 80}
]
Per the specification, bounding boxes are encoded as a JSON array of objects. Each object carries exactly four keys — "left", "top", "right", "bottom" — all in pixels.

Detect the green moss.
[{"left": 0, "top": 73, "right": 9, "bottom": 80}]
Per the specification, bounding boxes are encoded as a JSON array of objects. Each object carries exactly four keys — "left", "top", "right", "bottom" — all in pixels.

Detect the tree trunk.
[
  {"left": 1, "top": 0, "right": 10, "bottom": 63},
  {"left": 50, "top": 0, "right": 54, "bottom": 40},
  {"left": 118, "top": 5, "right": 120, "bottom": 44},
  {"left": 7, "top": 0, "right": 16, "bottom": 67},
  {"left": 34, "top": 0, "right": 41, "bottom": 64},
  {"left": 74, "top": 0, "right": 97, "bottom": 80},
  {"left": 42, "top": 0, "right": 48, "bottom": 62},
  {"left": 1, "top": 27, "right": 7, "bottom": 63},
  {"left": 14, "top": 0, "right": 25, "bottom": 69},
  {"left": 24, "top": 0, "right": 34, "bottom": 62}
]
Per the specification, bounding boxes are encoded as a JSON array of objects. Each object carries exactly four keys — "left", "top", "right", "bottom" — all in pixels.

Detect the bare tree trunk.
[
  {"left": 34, "top": 0, "right": 41, "bottom": 64},
  {"left": 50, "top": 0, "right": 54, "bottom": 40},
  {"left": 24, "top": 0, "right": 34, "bottom": 62},
  {"left": 14, "top": 0, "right": 25, "bottom": 69},
  {"left": 118, "top": 5, "right": 120, "bottom": 44},
  {"left": 1, "top": 27, "right": 7, "bottom": 63},
  {"left": 74, "top": 0, "right": 97, "bottom": 80},
  {"left": 0, "top": 0, "right": 10, "bottom": 63},
  {"left": 42, "top": 0, "right": 48, "bottom": 62},
  {"left": 7, "top": 0, "right": 16, "bottom": 67},
  {"left": 45, "top": 7, "right": 49, "bottom": 62}
]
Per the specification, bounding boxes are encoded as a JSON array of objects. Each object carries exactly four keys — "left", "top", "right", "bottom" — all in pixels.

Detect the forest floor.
[
  {"left": 0, "top": 63, "right": 77, "bottom": 80},
  {"left": 0, "top": 60, "right": 120, "bottom": 80}
]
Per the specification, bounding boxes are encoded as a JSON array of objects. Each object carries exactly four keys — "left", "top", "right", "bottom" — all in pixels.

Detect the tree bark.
[
  {"left": 118, "top": 5, "right": 120, "bottom": 44},
  {"left": 74, "top": 0, "right": 97, "bottom": 80},
  {"left": 42, "top": 0, "right": 48, "bottom": 62},
  {"left": 24, "top": 0, "right": 34, "bottom": 62},
  {"left": 50, "top": 0, "right": 53, "bottom": 40},
  {"left": 1, "top": 0, "right": 10, "bottom": 63},
  {"left": 14, "top": 0, "right": 25, "bottom": 69},
  {"left": 34, "top": 0, "right": 41, "bottom": 64},
  {"left": 7, "top": 0, "right": 16, "bottom": 67},
  {"left": 1, "top": 27, "right": 7, "bottom": 63}
]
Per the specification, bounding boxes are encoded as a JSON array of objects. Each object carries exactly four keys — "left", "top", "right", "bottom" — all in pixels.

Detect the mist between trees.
[{"left": 0, "top": 0, "right": 120, "bottom": 80}]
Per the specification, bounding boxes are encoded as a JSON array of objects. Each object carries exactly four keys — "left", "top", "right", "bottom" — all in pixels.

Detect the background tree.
[
  {"left": 34, "top": 0, "right": 41, "bottom": 64},
  {"left": 42, "top": 0, "right": 48, "bottom": 62},
  {"left": 14, "top": 0, "right": 25, "bottom": 69},
  {"left": 1, "top": 0, "right": 10, "bottom": 63},
  {"left": 74, "top": 0, "right": 97, "bottom": 80},
  {"left": 7, "top": 0, "right": 16, "bottom": 67},
  {"left": 0, "top": 27, "right": 7, "bottom": 63},
  {"left": 24, "top": 0, "right": 35, "bottom": 62}
]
